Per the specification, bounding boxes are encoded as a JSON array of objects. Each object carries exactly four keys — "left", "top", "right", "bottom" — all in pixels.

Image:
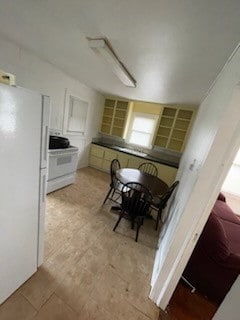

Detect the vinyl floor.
[{"left": 0, "top": 167, "right": 161, "bottom": 320}]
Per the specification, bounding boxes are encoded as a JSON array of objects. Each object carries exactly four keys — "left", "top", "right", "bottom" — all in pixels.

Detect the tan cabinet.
[
  {"left": 89, "top": 144, "right": 122, "bottom": 172},
  {"left": 89, "top": 144, "right": 105, "bottom": 169},
  {"left": 155, "top": 163, "right": 178, "bottom": 186},
  {"left": 127, "top": 156, "right": 177, "bottom": 185},
  {"left": 100, "top": 98, "right": 129, "bottom": 138},
  {"left": 154, "top": 106, "right": 195, "bottom": 152},
  {"left": 89, "top": 144, "right": 177, "bottom": 185},
  {"left": 127, "top": 155, "right": 144, "bottom": 169},
  {"left": 117, "top": 152, "right": 129, "bottom": 168},
  {"left": 102, "top": 149, "right": 118, "bottom": 172}
]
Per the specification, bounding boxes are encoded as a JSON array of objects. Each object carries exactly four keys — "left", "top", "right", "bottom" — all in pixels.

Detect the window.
[
  {"left": 127, "top": 113, "right": 158, "bottom": 148},
  {"left": 63, "top": 89, "right": 88, "bottom": 135}
]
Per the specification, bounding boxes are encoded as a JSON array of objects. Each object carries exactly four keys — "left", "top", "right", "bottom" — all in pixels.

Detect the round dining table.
[{"left": 116, "top": 168, "right": 169, "bottom": 196}]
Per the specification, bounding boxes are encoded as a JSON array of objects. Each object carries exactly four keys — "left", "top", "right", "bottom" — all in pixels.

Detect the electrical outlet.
[
  {"left": 49, "top": 129, "right": 62, "bottom": 136},
  {"left": 189, "top": 159, "right": 196, "bottom": 171}
]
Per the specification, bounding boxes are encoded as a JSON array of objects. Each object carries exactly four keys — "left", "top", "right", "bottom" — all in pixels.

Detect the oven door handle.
[{"left": 49, "top": 151, "right": 78, "bottom": 157}]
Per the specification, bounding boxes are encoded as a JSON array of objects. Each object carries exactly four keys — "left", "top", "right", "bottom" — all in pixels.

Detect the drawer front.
[
  {"left": 48, "top": 152, "right": 78, "bottom": 180},
  {"left": 89, "top": 156, "right": 103, "bottom": 169},
  {"left": 90, "top": 145, "right": 105, "bottom": 158},
  {"left": 156, "top": 163, "right": 177, "bottom": 186},
  {"left": 127, "top": 155, "right": 145, "bottom": 169},
  {"left": 102, "top": 159, "right": 112, "bottom": 172},
  {"left": 117, "top": 153, "right": 129, "bottom": 168},
  {"left": 104, "top": 149, "right": 118, "bottom": 161}
]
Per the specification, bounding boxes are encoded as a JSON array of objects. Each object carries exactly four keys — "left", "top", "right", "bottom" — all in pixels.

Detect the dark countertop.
[{"left": 91, "top": 140, "right": 180, "bottom": 168}]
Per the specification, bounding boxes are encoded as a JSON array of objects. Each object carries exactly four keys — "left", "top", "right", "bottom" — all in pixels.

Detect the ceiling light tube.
[{"left": 88, "top": 38, "right": 136, "bottom": 88}]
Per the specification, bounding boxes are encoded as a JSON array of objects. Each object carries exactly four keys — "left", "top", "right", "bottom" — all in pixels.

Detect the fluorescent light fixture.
[{"left": 88, "top": 38, "right": 136, "bottom": 88}]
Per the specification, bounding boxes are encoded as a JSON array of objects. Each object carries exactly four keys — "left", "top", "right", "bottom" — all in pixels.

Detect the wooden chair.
[
  {"left": 138, "top": 162, "right": 158, "bottom": 177},
  {"left": 103, "top": 159, "right": 123, "bottom": 204},
  {"left": 113, "top": 182, "right": 153, "bottom": 242},
  {"left": 151, "top": 181, "right": 179, "bottom": 230}
]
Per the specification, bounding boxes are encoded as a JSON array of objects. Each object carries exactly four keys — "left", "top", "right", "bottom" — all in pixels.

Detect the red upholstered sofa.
[{"left": 183, "top": 194, "right": 240, "bottom": 303}]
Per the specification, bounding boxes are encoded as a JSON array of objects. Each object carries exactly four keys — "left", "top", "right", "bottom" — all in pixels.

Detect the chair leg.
[
  {"left": 111, "top": 188, "right": 116, "bottom": 199},
  {"left": 156, "top": 209, "right": 162, "bottom": 230},
  {"left": 111, "top": 189, "right": 121, "bottom": 203},
  {"left": 131, "top": 220, "right": 134, "bottom": 229},
  {"left": 135, "top": 219, "right": 142, "bottom": 242},
  {"left": 103, "top": 187, "right": 113, "bottom": 205},
  {"left": 113, "top": 211, "right": 124, "bottom": 232}
]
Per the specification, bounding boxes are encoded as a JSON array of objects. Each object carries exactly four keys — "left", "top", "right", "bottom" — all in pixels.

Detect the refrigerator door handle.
[
  {"left": 41, "top": 173, "right": 46, "bottom": 204},
  {"left": 43, "top": 125, "right": 48, "bottom": 164},
  {"left": 38, "top": 168, "right": 47, "bottom": 267},
  {"left": 41, "top": 96, "right": 50, "bottom": 168}
]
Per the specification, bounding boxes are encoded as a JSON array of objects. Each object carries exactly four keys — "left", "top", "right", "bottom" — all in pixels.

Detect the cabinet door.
[
  {"left": 102, "top": 160, "right": 111, "bottom": 172},
  {"left": 154, "top": 106, "right": 195, "bottom": 152},
  {"left": 102, "top": 149, "right": 118, "bottom": 172},
  {"left": 154, "top": 107, "right": 176, "bottom": 149},
  {"left": 100, "top": 98, "right": 129, "bottom": 138},
  {"left": 168, "top": 109, "right": 194, "bottom": 152},
  {"left": 104, "top": 149, "right": 118, "bottom": 161},
  {"left": 155, "top": 163, "right": 177, "bottom": 186},
  {"left": 89, "top": 156, "right": 103, "bottom": 169},
  {"left": 127, "top": 155, "right": 145, "bottom": 169},
  {"left": 89, "top": 145, "right": 104, "bottom": 169},
  {"left": 100, "top": 98, "right": 115, "bottom": 135},
  {"left": 117, "top": 152, "right": 129, "bottom": 168},
  {"left": 90, "top": 145, "right": 105, "bottom": 158},
  {"left": 111, "top": 100, "right": 128, "bottom": 137}
]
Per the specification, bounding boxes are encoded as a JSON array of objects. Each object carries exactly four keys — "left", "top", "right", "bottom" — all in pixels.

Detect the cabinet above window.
[
  {"left": 154, "top": 106, "right": 195, "bottom": 152},
  {"left": 100, "top": 98, "right": 129, "bottom": 138},
  {"left": 99, "top": 97, "right": 196, "bottom": 153}
]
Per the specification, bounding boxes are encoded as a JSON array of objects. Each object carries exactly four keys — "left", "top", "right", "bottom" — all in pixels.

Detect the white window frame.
[
  {"left": 126, "top": 112, "right": 158, "bottom": 149},
  {"left": 63, "top": 89, "right": 89, "bottom": 136}
]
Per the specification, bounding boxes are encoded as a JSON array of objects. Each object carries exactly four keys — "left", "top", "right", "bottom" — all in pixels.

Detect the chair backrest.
[
  {"left": 110, "top": 159, "right": 121, "bottom": 187},
  {"left": 121, "top": 182, "right": 152, "bottom": 218},
  {"left": 159, "top": 181, "right": 179, "bottom": 209},
  {"left": 138, "top": 162, "right": 158, "bottom": 177}
]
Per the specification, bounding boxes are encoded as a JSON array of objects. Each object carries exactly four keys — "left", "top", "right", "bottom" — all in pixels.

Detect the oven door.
[{"left": 48, "top": 149, "right": 78, "bottom": 181}]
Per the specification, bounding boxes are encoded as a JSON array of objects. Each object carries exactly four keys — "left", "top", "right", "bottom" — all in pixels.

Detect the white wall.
[
  {"left": 0, "top": 34, "right": 104, "bottom": 168},
  {"left": 150, "top": 43, "right": 240, "bottom": 309}
]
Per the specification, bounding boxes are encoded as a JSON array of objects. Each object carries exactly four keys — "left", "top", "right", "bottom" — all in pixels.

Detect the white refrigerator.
[{"left": 0, "top": 83, "right": 50, "bottom": 303}]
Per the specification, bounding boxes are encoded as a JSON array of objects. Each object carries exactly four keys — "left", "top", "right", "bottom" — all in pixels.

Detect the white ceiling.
[{"left": 0, "top": 0, "right": 239, "bottom": 105}]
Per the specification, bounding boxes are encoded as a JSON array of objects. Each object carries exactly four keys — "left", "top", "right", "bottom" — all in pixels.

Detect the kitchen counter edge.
[{"left": 91, "top": 142, "right": 179, "bottom": 168}]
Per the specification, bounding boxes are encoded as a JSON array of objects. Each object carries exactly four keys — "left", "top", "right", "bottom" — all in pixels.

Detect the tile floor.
[{"left": 0, "top": 167, "right": 163, "bottom": 320}]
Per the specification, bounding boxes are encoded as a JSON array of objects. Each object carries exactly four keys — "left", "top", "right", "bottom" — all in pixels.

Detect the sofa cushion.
[
  {"left": 212, "top": 200, "right": 240, "bottom": 225},
  {"left": 220, "top": 220, "right": 240, "bottom": 253},
  {"left": 222, "top": 253, "right": 240, "bottom": 271},
  {"left": 201, "top": 213, "right": 230, "bottom": 261}
]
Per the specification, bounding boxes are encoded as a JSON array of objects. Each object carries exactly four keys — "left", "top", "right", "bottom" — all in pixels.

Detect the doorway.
[
  {"left": 150, "top": 43, "right": 240, "bottom": 311},
  {"left": 221, "top": 148, "right": 240, "bottom": 214},
  {"left": 166, "top": 144, "right": 240, "bottom": 320}
]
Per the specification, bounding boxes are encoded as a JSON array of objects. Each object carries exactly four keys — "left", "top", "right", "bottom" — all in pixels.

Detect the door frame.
[{"left": 150, "top": 84, "right": 240, "bottom": 309}]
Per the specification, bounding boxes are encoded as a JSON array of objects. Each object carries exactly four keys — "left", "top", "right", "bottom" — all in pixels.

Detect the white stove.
[{"left": 47, "top": 146, "right": 79, "bottom": 193}]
